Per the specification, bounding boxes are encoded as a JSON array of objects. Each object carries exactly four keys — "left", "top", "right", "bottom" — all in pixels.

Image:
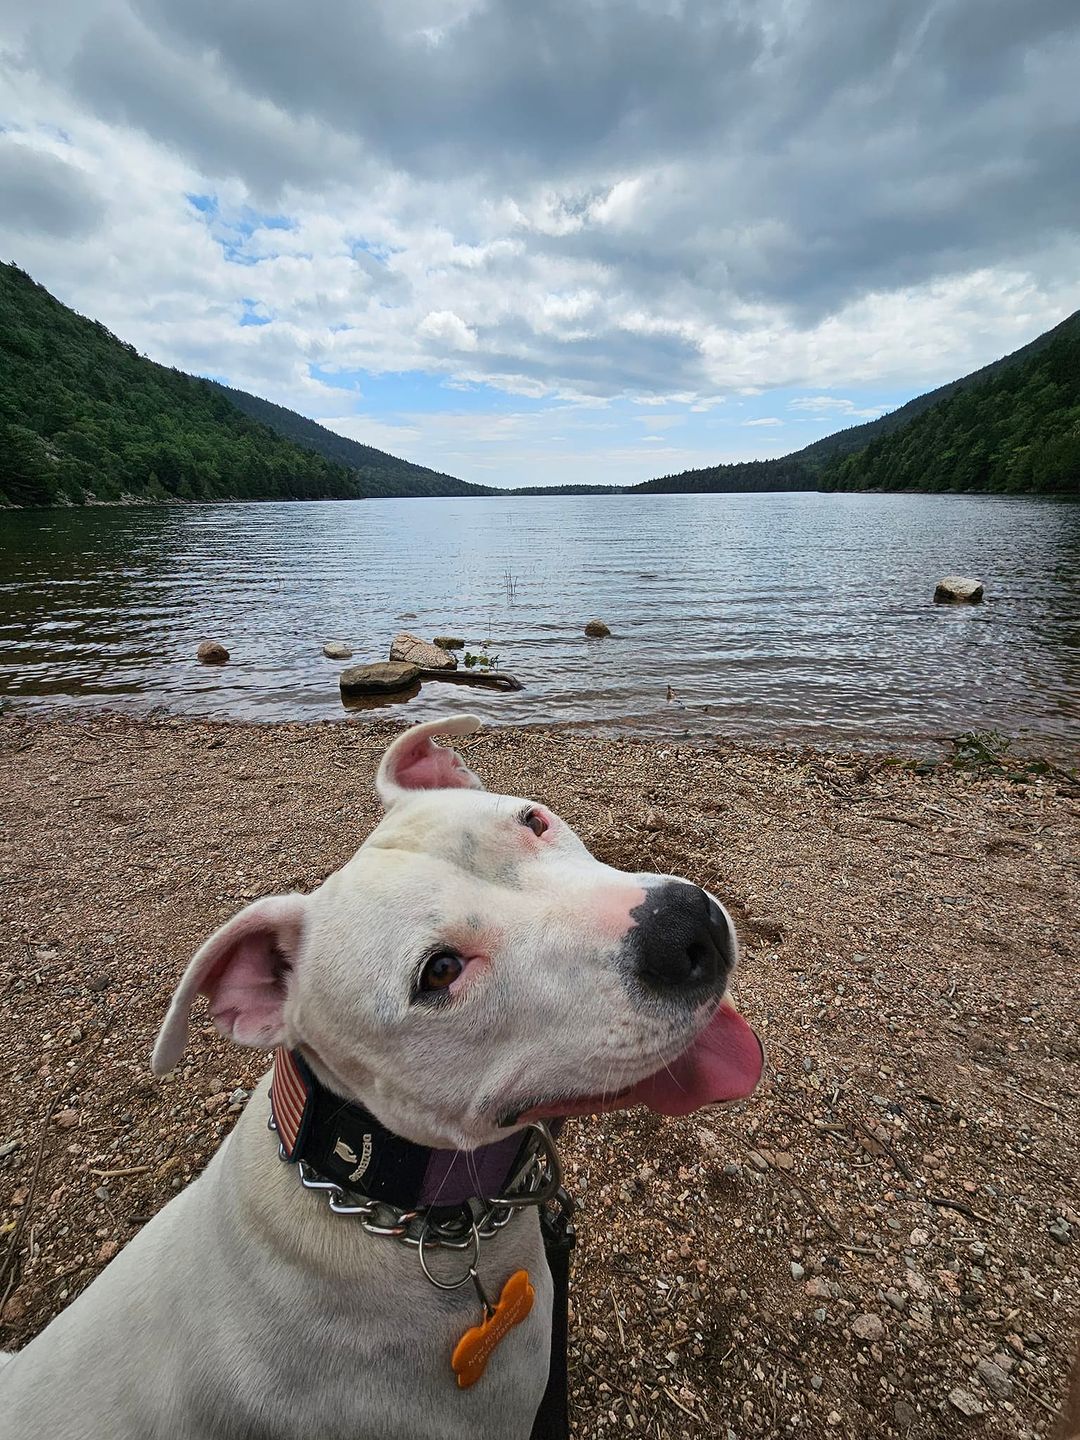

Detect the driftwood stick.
[{"left": 416, "top": 668, "right": 524, "bottom": 692}]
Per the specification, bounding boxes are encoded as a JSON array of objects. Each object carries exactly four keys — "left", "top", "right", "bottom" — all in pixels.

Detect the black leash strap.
[{"left": 530, "top": 1187, "right": 576, "bottom": 1440}]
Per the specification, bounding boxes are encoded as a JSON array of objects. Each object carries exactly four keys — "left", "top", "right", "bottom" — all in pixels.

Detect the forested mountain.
[
  {"left": 211, "top": 382, "right": 491, "bottom": 497},
  {"left": 3, "top": 260, "right": 1076, "bottom": 506},
  {"left": 791, "top": 309, "right": 1080, "bottom": 471},
  {"left": 820, "top": 312, "right": 1080, "bottom": 495},
  {"left": 640, "top": 310, "right": 1080, "bottom": 496},
  {"left": 0, "top": 265, "right": 482, "bottom": 506}
]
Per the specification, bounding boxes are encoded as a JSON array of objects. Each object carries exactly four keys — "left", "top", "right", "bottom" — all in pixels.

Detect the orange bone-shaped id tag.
[{"left": 451, "top": 1269, "right": 535, "bottom": 1388}]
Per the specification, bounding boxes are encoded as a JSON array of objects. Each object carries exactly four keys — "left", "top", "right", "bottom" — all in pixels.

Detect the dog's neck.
[{"left": 269, "top": 1047, "right": 534, "bottom": 1212}]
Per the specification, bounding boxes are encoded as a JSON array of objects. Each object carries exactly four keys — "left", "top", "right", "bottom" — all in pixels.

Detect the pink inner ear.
[
  {"left": 205, "top": 931, "right": 289, "bottom": 1048},
  {"left": 391, "top": 735, "right": 472, "bottom": 791}
]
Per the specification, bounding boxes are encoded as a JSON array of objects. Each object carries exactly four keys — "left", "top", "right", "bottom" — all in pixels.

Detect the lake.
[{"left": 1, "top": 492, "right": 1078, "bottom": 757}]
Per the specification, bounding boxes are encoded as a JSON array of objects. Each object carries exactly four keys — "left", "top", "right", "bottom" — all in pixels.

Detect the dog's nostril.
[{"left": 685, "top": 940, "right": 712, "bottom": 978}]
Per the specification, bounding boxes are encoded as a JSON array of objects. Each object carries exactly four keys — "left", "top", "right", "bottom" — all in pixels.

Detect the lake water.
[{"left": 1, "top": 493, "right": 1078, "bottom": 757}]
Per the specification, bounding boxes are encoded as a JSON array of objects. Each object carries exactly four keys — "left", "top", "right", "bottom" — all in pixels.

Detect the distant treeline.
[{"left": 632, "top": 457, "right": 813, "bottom": 494}]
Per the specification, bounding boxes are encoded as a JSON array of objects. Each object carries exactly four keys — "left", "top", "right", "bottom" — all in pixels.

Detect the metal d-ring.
[
  {"left": 417, "top": 1215, "right": 481, "bottom": 1290},
  {"left": 487, "top": 1121, "right": 563, "bottom": 1209}
]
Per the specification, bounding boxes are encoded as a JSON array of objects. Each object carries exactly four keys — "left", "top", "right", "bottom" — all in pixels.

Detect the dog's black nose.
[{"left": 629, "top": 883, "right": 734, "bottom": 994}]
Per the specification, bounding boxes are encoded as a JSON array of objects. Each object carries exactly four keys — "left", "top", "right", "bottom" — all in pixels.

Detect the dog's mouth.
[{"left": 498, "top": 998, "right": 763, "bottom": 1126}]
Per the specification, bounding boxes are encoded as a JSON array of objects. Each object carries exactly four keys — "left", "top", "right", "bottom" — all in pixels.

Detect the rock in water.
[
  {"left": 934, "top": 576, "right": 984, "bottom": 604},
  {"left": 584, "top": 619, "right": 611, "bottom": 637},
  {"left": 197, "top": 640, "right": 230, "bottom": 664},
  {"left": 433, "top": 636, "right": 465, "bottom": 650},
  {"left": 323, "top": 641, "right": 353, "bottom": 659},
  {"left": 340, "top": 662, "right": 421, "bottom": 696},
  {"left": 389, "top": 632, "right": 457, "bottom": 670}
]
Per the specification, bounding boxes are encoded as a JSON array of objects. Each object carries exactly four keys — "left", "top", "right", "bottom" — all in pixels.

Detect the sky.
[{"left": 1, "top": 0, "right": 1079, "bottom": 489}]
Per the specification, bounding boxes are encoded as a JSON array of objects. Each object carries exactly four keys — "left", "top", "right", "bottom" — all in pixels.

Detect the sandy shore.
[{"left": 1, "top": 710, "right": 1077, "bottom": 1438}]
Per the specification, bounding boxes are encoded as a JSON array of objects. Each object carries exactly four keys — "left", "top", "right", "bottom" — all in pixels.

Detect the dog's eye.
[
  {"left": 418, "top": 950, "right": 464, "bottom": 992},
  {"left": 521, "top": 808, "right": 548, "bottom": 837}
]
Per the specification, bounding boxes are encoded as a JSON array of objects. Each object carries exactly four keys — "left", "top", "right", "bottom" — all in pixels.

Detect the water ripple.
[{"left": 1, "top": 493, "right": 1078, "bottom": 756}]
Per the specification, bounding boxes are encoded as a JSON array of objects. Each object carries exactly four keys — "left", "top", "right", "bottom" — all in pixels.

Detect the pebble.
[
  {"left": 229, "top": 1088, "right": 249, "bottom": 1105},
  {"left": 96, "top": 1240, "right": 119, "bottom": 1263},
  {"left": 1047, "top": 1218, "right": 1072, "bottom": 1245},
  {"left": 893, "top": 1399, "right": 916, "bottom": 1428},
  {"left": 697, "top": 1128, "right": 722, "bottom": 1157},
  {"left": 851, "top": 1312, "right": 884, "bottom": 1342},
  {"left": 55, "top": 1108, "right": 79, "bottom": 1129},
  {"left": 975, "top": 1357, "right": 1013, "bottom": 1398},
  {"left": 905, "top": 1269, "right": 933, "bottom": 1300},
  {"left": 805, "top": 1277, "right": 838, "bottom": 1299},
  {"left": 810, "top": 1375, "right": 823, "bottom": 1391},
  {"left": 93, "top": 1186, "right": 110, "bottom": 1202},
  {"left": 0, "top": 1139, "right": 20, "bottom": 1158},
  {"left": 884, "top": 1287, "right": 907, "bottom": 1313},
  {"left": 909, "top": 1228, "right": 930, "bottom": 1247},
  {"left": 207, "top": 1078, "right": 224, "bottom": 1094},
  {"left": 790, "top": 1261, "right": 805, "bottom": 1282},
  {"left": 948, "top": 1387, "right": 985, "bottom": 1418}
]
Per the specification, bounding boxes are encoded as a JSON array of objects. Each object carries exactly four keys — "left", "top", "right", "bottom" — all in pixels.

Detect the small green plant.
[
  {"left": 464, "top": 651, "right": 500, "bottom": 671},
  {"left": 943, "top": 730, "right": 1074, "bottom": 786}
]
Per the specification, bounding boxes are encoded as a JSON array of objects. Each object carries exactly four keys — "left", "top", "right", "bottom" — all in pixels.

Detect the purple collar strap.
[{"left": 269, "top": 1047, "right": 536, "bottom": 1212}]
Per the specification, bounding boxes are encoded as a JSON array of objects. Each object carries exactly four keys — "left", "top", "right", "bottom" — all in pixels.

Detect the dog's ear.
[
  {"left": 151, "top": 895, "right": 308, "bottom": 1075},
  {"left": 376, "top": 714, "right": 486, "bottom": 807}
]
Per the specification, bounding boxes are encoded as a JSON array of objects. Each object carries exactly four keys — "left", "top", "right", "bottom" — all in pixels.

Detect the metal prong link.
[{"left": 270, "top": 1109, "right": 563, "bottom": 1252}]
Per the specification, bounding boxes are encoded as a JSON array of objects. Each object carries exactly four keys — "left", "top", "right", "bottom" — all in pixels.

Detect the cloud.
[
  {"left": 417, "top": 309, "right": 479, "bottom": 351},
  {"left": 0, "top": 0, "right": 1078, "bottom": 483},
  {"left": 789, "top": 396, "right": 892, "bottom": 419},
  {"left": 743, "top": 417, "right": 784, "bottom": 427},
  {"left": 0, "top": 135, "right": 104, "bottom": 238}
]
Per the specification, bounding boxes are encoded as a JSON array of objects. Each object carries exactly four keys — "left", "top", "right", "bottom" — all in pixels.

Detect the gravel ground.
[{"left": 0, "top": 710, "right": 1077, "bottom": 1438}]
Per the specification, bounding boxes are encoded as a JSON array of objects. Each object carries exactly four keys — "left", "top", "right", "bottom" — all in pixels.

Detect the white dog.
[{"left": 0, "top": 715, "right": 762, "bottom": 1440}]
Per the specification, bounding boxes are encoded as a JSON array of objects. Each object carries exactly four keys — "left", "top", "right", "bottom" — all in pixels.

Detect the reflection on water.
[{"left": 1, "top": 493, "right": 1078, "bottom": 756}]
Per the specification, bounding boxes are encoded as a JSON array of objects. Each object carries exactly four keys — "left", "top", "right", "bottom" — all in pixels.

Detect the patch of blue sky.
[
  {"left": 239, "top": 299, "right": 271, "bottom": 327},
  {"left": 308, "top": 365, "right": 549, "bottom": 416},
  {"left": 186, "top": 193, "right": 296, "bottom": 264},
  {"left": 348, "top": 236, "right": 398, "bottom": 263}
]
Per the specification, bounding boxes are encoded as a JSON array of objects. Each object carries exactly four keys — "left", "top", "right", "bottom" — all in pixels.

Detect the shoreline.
[
  {"left": 2, "top": 711, "right": 1077, "bottom": 1436},
  {"left": 5, "top": 488, "right": 1080, "bottom": 512},
  {"left": 2, "top": 699, "right": 1076, "bottom": 772}
]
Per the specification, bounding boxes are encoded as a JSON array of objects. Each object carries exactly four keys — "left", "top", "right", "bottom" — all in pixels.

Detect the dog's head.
[{"left": 153, "top": 716, "right": 762, "bottom": 1148}]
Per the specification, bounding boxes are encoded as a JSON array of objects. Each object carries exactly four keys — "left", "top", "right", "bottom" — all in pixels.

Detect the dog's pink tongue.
[
  {"left": 625, "top": 1001, "right": 764, "bottom": 1116},
  {"left": 525, "top": 1001, "right": 763, "bottom": 1122}
]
